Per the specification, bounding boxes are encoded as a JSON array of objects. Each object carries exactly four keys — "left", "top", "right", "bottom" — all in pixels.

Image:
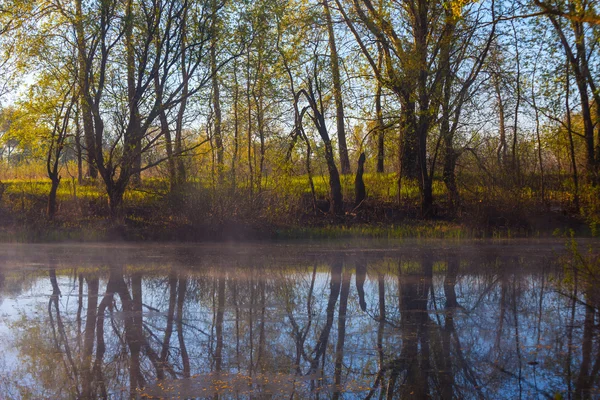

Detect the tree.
[
  {"left": 336, "top": 0, "right": 496, "bottom": 215},
  {"left": 323, "top": 0, "right": 351, "bottom": 175},
  {"left": 540, "top": 0, "right": 600, "bottom": 183},
  {"left": 75, "top": 0, "right": 217, "bottom": 215}
]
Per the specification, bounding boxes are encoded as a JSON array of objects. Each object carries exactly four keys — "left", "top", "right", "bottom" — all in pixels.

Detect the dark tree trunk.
[
  {"left": 325, "top": 140, "right": 344, "bottom": 215},
  {"left": 75, "top": 109, "right": 83, "bottom": 184},
  {"left": 47, "top": 176, "right": 60, "bottom": 219},
  {"left": 75, "top": 0, "right": 97, "bottom": 180},
  {"left": 354, "top": 152, "right": 366, "bottom": 207},
  {"left": 332, "top": 268, "right": 351, "bottom": 400},
  {"left": 323, "top": 0, "right": 350, "bottom": 175},
  {"left": 400, "top": 103, "right": 420, "bottom": 180},
  {"left": 310, "top": 261, "right": 342, "bottom": 373},
  {"left": 299, "top": 84, "right": 344, "bottom": 215},
  {"left": 106, "top": 181, "right": 127, "bottom": 219},
  {"left": 81, "top": 278, "right": 99, "bottom": 398},
  {"left": 355, "top": 262, "right": 367, "bottom": 312},
  {"left": 376, "top": 82, "right": 385, "bottom": 173},
  {"left": 211, "top": 42, "right": 224, "bottom": 182},
  {"left": 443, "top": 143, "right": 459, "bottom": 211},
  {"left": 215, "top": 276, "right": 225, "bottom": 372}
]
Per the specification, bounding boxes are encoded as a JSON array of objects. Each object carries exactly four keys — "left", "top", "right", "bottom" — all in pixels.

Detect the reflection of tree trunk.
[
  {"left": 374, "top": 273, "right": 386, "bottom": 398},
  {"left": 82, "top": 277, "right": 99, "bottom": 398},
  {"left": 495, "top": 273, "right": 507, "bottom": 357},
  {"left": 159, "top": 274, "right": 178, "bottom": 379},
  {"left": 233, "top": 280, "right": 241, "bottom": 370},
  {"left": 333, "top": 268, "right": 352, "bottom": 400},
  {"left": 132, "top": 274, "right": 145, "bottom": 394},
  {"left": 310, "top": 261, "right": 342, "bottom": 373},
  {"left": 356, "top": 262, "right": 367, "bottom": 312},
  {"left": 258, "top": 278, "right": 266, "bottom": 372},
  {"left": 289, "top": 263, "right": 317, "bottom": 374},
  {"left": 215, "top": 276, "right": 226, "bottom": 373},
  {"left": 177, "top": 278, "right": 190, "bottom": 378},
  {"left": 441, "top": 255, "right": 459, "bottom": 399},
  {"left": 114, "top": 272, "right": 145, "bottom": 395},
  {"left": 512, "top": 275, "right": 523, "bottom": 400},
  {"left": 93, "top": 274, "right": 118, "bottom": 398},
  {"left": 575, "top": 289, "right": 595, "bottom": 399},
  {"left": 249, "top": 275, "right": 255, "bottom": 375},
  {"left": 566, "top": 277, "right": 577, "bottom": 398},
  {"left": 393, "top": 257, "right": 432, "bottom": 398},
  {"left": 49, "top": 268, "right": 82, "bottom": 398},
  {"left": 77, "top": 274, "right": 83, "bottom": 349}
]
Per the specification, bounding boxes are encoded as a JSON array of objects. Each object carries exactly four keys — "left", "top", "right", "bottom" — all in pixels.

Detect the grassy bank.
[{"left": 0, "top": 172, "right": 595, "bottom": 242}]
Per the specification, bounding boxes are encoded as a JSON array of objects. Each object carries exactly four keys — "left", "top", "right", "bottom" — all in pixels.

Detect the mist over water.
[{"left": 0, "top": 240, "right": 597, "bottom": 399}]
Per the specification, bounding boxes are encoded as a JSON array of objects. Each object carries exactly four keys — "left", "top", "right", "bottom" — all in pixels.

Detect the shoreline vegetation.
[{"left": 0, "top": 173, "right": 594, "bottom": 242}]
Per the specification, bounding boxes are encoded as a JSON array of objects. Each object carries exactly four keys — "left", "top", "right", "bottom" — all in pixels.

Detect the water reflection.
[{"left": 0, "top": 243, "right": 598, "bottom": 399}]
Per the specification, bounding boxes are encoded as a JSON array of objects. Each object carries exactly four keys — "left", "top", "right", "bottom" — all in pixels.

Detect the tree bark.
[
  {"left": 47, "top": 176, "right": 60, "bottom": 219},
  {"left": 355, "top": 153, "right": 366, "bottom": 207},
  {"left": 75, "top": 0, "right": 97, "bottom": 180},
  {"left": 376, "top": 78, "right": 384, "bottom": 173},
  {"left": 323, "top": 0, "right": 351, "bottom": 175}
]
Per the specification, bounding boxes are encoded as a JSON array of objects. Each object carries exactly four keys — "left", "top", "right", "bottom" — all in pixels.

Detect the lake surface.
[{"left": 0, "top": 240, "right": 598, "bottom": 399}]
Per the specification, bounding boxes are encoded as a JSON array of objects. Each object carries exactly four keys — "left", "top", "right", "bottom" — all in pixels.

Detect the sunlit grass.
[{"left": 276, "top": 221, "right": 469, "bottom": 240}]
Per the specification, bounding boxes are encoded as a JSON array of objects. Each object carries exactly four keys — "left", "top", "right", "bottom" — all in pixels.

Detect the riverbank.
[
  {"left": 0, "top": 208, "right": 591, "bottom": 243},
  {"left": 0, "top": 177, "right": 595, "bottom": 242}
]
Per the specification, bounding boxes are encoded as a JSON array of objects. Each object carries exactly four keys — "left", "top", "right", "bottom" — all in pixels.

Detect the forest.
[{"left": 0, "top": 0, "right": 599, "bottom": 240}]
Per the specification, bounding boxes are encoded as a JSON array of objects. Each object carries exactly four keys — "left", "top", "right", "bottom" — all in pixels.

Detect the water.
[{"left": 0, "top": 240, "right": 597, "bottom": 399}]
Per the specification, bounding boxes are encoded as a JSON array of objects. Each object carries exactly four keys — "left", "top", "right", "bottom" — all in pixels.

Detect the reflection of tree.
[
  {"left": 48, "top": 267, "right": 81, "bottom": 397},
  {"left": 7, "top": 251, "right": 600, "bottom": 399},
  {"left": 332, "top": 266, "right": 351, "bottom": 400},
  {"left": 574, "top": 285, "right": 599, "bottom": 399},
  {"left": 309, "top": 261, "right": 342, "bottom": 375},
  {"left": 176, "top": 277, "right": 190, "bottom": 378}
]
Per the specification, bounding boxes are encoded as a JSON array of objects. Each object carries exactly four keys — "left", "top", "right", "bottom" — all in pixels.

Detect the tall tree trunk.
[
  {"left": 211, "top": 11, "right": 224, "bottom": 183},
  {"left": 75, "top": 106, "right": 83, "bottom": 184},
  {"left": 323, "top": 0, "right": 350, "bottom": 175},
  {"left": 549, "top": 15, "right": 597, "bottom": 183},
  {"left": 566, "top": 61, "right": 580, "bottom": 211},
  {"left": 511, "top": 22, "right": 521, "bottom": 178},
  {"left": 246, "top": 48, "right": 254, "bottom": 196},
  {"left": 231, "top": 60, "right": 240, "bottom": 190},
  {"left": 400, "top": 102, "right": 420, "bottom": 180},
  {"left": 492, "top": 66, "right": 507, "bottom": 169},
  {"left": 532, "top": 53, "right": 545, "bottom": 203},
  {"left": 175, "top": 4, "right": 189, "bottom": 186},
  {"left": 325, "top": 139, "right": 344, "bottom": 215},
  {"left": 255, "top": 83, "right": 266, "bottom": 192},
  {"left": 155, "top": 77, "right": 176, "bottom": 192},
  {"left": 47, "top": 175, "right": 60, "bottom": 219},
  {"left": 355, "top": 153, "right": 366, "bottom": 207},
  {"left": 376, "top": 77, "right": 385, "bottom": 173},
  {"left": 75, "top": 0, "right": 97, "bottom": 180},
  {"left": 440, "top": 16, "right": 459, "bottom": 211},
  {"left": 125, "top": 0, "right": 141, "bottom": 186}
]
